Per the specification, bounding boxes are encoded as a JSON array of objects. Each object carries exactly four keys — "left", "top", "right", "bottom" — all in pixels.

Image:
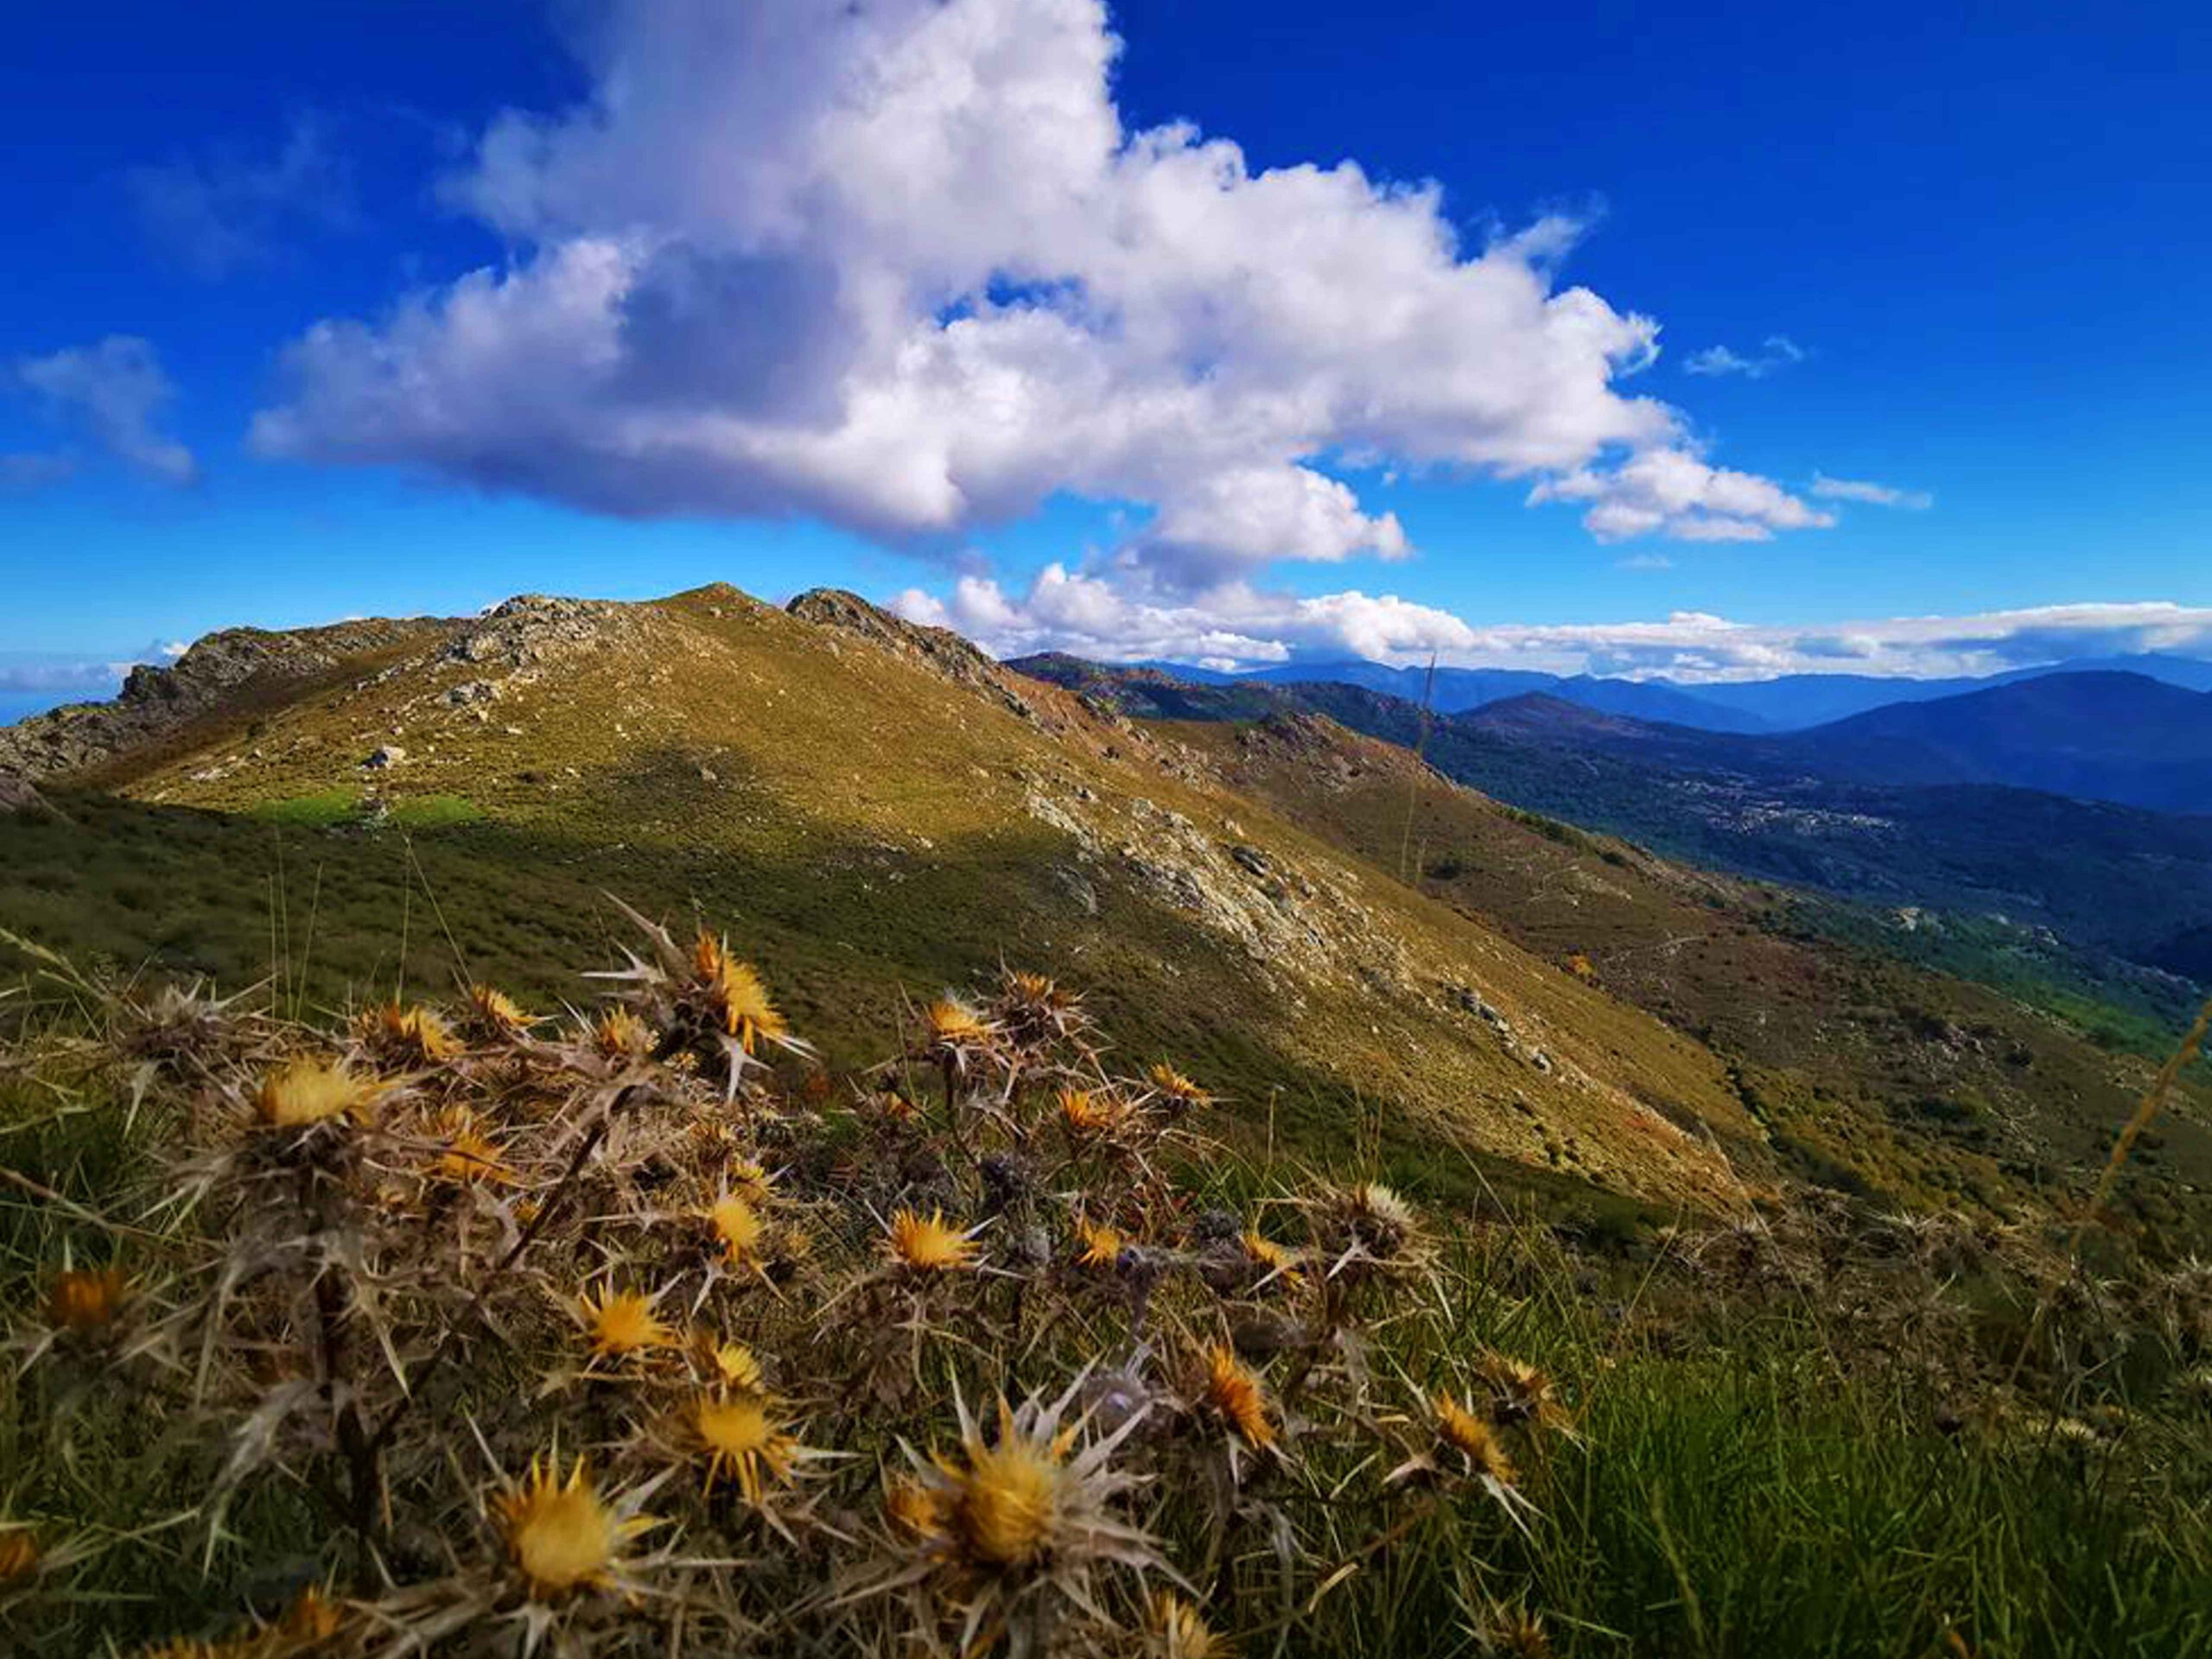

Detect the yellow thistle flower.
[
  {"left": 690, "top": 1389, "right": 800, "bottom": 1503},
  {"left": 939, "top": 1402, "right": 1072, "bottom": 1567},
  {"left": 576, "top": 1284, "right": 673, "bottom": 1360},
  {"left": 468, "top": 982, "right": 532, "bottom": 1035},
  {"left": 924, "top": 997, "right": 993, "bottom": 1046},
  {"left": 883, "top": 1474, "right": 946, "bottom": 1539},
  {"left": 692, "top": 931, "right": 789, "bottom": 1052},
  {"left": 1202, "top": 1344, "right": 1275, "bottom": 1450},
  {"left": 727, "top": 1157, "right": 774, "bottom": 1199},
  {"left": 886, "top": 1206, "right": 979, "bottom": 1273},
  {"left": 430, "top": 1106, "right": 512, "bottom": 1185},
  {"left": 996, "top": 970, "right": 1084, "bottom": 1040},
  {"left": 862, "top": 1382, "right": 1164, "bottom": 1642},
  {"left": 495, "top": 1454, "right": 652, "bottom": 1599},
  {"left": 1241, "top": 1230, "right": 1300, "bottom": 1282},
  {"left": 0, "top": 1526, "right": 39, "bottom": 1583},
  {"left": 1480, "top": 1352, "right": 1572, "bottom": 1435},
  {"left": 275, "top": 1586, "right": 345, "bottom": 1643},
  {"left": 1336, "top": 1181, "right": 1416, "bottom": 1258},
  {"left": 1075, "top": 1219, "right": 1124, "bottom": 1271},
  {"left": 1147, "top": 1062, "right": 1211, "bottom": 1109},
  {"left": 254, "top": 1058, "right": 381, "bottom": 1129},
  {"left": 699, "top": 1338, "right": 765, "bottom": 1391},
  {"left": 354, "top": 1001, "right": 461, "bottom": 1064},
  {"left": 47, "top": 1266, "right": 130, "bottom": 1332},
  {"left": 1484, "top": 1606, "right": 1554, "bottom": 1658},
  {"left": 705, "top": 1192, "right": 768, "bottom": 1268},
  {"left": 1003, "top": 969, "right": 1062, "bottom": 1006},
  {"left": 1151, "top": 1591, "right": 1228, "bottom": 1659},
  {"left": 1058, "top": 1087, "right": 1125, "bottom": 1134},
  {"left": 594, "top": 1006, "right": 652, "bottom": 1058},
  {"left": 1433, "top": 1393, "right": 1517, "bottom": 1486}
]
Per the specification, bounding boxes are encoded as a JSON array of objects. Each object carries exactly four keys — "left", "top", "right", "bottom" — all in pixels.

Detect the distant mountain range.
[
  {"left": 1459, "top": 671, "right": 2212, "bottom": 817},
  {"left": 1114, "top": 650, "right": 2212, "bottom": 734},
  {"left": 1013, "top": 657, "right": 2212, "bottom": 982}
]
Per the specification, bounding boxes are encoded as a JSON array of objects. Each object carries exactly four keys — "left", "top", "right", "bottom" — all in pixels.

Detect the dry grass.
[{"left": 3, "top": 912, "right": 2210, "bottom": 1656}]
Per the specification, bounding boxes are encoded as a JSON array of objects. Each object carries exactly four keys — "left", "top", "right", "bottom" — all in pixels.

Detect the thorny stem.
[
  {"left": 364, "top": 1087, "right": 632, "bottom": 1459},
  {"left": 2000, "top": 989, "right": 2212, "bottom": 1397},
  {"left": 300, "top": 1157, "right": 380, "bottom": 1567}
]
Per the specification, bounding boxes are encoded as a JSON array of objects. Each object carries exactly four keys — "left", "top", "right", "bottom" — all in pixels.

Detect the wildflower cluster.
[{"left": 2, "top": 913, "right": 1580, "bottom": 1657}]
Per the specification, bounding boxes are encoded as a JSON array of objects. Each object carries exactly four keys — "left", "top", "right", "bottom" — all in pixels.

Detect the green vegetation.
[
  {"left": 4, "top": 585, "right": 2212, "bottom": 1652},
  {"left": 3, "top": 934, "right": 2208, "bottom": 1657},
  {"left": 249, "top": 788, "right": 360, "bottom": 827},
  {"left": 385, "top": 792, "right": 485, "bottom": 830}
]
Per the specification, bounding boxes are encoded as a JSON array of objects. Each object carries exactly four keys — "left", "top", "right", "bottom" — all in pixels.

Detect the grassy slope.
[
  {"left": 1162, "top": 714, "right": 2212, "bottom": 1242},
  {"left": 1, "top": 585, "right": 1765, "bottom": 1219}
]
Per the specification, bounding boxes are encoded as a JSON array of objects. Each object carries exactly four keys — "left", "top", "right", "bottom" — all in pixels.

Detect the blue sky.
[{"left": 4, "top": 0, "right": 2210, "bottom": 701}]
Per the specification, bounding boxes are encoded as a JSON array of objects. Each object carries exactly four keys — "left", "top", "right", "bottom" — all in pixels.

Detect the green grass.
[
  {"left": 385, "top": 793, "right": 484, "bottom": 829},
  {"left": 6, "top": 1018, "right": 2209, "bottom": 1657},
  {"left": 248, "top": 788, "right": 359, "bottom": 827}
]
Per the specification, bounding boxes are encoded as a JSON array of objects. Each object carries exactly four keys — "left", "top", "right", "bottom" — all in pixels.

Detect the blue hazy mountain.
[{"left": 1107, "top": 650, "right": 2212, "bottom": 734}]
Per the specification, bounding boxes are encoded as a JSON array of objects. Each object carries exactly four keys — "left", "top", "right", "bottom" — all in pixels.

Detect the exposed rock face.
[
  {"left": 787, "top": 588, "right": 1046, "bottom": 725},
  {"left": 444, "top": 594, "right": 639, "bottom": 672},
  {"left": 0, "top": 772, "right": 49, "bottom": 816},
  {"left": 0, "top": 618, "right": 444, "bottom": 782}
]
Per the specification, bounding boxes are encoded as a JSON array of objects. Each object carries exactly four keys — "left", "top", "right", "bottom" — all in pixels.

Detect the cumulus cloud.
[
  {"left": 1811, "top": 472, "right": 1934, "bottom": 510},
  {"left": 13, "top": 337, "right": 197, "bottom": 486},
  {"left": 1684, "top": 335, "right": 1807, "bottom": 378},
  {"left": 1529, "top": 448, "right": 1834, "bottom": 543},
  {"left": 251, "top": 0, "right": 1820, "bottom": 587},
  {"left": 125, "top": 118, "right": 358, "bottom": 279},
  {"left": 893, "top": 565, "right": 1479, "bottom": 665}
]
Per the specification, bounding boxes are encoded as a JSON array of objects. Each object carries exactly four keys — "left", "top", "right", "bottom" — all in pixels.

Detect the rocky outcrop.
[
  {"left": 787, "top": 588, "right": 1047, "bottom": 725},
  {"left": 0, "top": 772, "right": 50, "bottom": 816},
  {"left": 0, "top": 617, "right": 445, "bottom": 783},
  {"left": 444, "top": 594, "right": 639, "bottom": 673}
]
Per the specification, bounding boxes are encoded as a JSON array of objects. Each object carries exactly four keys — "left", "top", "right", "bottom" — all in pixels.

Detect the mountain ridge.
[
  {"left": 5, "top": 582, "right": 2208, "bottom": 1238},
  {"left": 1043, "top": 648, "right": 2212, "bottom": 734}
]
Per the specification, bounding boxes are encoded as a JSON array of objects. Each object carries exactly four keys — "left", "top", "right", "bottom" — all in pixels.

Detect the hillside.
[
  {"left": 1159, "top": 711, "right": 2212, "bottom": 1225},
  {"left": 8, "top": 586, "right": 2212, "bottom": 1658},
  {"left": 0, "top": 585, "right": 1772, "bottom": 1219},
  {"left": 1801, "top": 671, "right": 2212, "bottom": 812},
  {"left": 1019, "top": 660, "right": 2212, "bottom": 988},
  {"left": 5, "top": 588, "right": 2208, "bottom": 1240},
  {"left": 1014, "top": 654, "right": 1774, "bottom": 729}
]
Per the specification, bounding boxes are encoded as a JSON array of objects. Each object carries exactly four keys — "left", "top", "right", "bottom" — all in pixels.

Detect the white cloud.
[
  {"left": 1684, "top": 335, "right": 1807, "bottom": 378},
  {"left": 1530, "top": 448, "right": 1834, "bottom": 543},
  {"left": 1810, "top": 473, "right": 1934, "bottom": 510},
  {"left": 124, "top": 118, "right": 358, "bottom": 279},
  {"left": 903, "top": 574, "right": 2212, "bottom": 683},
  {"left": 0, "top": 640, "right": 186, "bottom": 696},
  {"left": 893, "top": 564, "right": 1480, "bottom": 665},
  {"left": 14, "top": 337, "right": 197, "bottom": 486},
  {"left": 252, "top": 0, "right": 1820, "bottom": 588}
]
